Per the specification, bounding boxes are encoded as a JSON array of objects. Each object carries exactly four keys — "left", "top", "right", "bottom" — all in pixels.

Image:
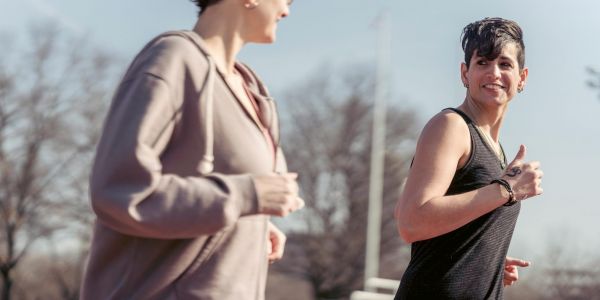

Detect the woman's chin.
[
  {"left": 254, "top": 35, "right": 276, "bottom": 44},
  {"left": 247, "top": 29, "right": 277, "bottom": 44}
]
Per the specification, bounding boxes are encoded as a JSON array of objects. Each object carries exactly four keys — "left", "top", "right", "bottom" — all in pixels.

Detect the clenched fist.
[{"left": 253, "top": 172, "right": 305, "bottom": 217}]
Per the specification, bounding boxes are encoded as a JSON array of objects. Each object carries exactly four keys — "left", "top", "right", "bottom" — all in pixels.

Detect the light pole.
[{"left": 364, "top": 11, "right": 391, "bottom": 292}]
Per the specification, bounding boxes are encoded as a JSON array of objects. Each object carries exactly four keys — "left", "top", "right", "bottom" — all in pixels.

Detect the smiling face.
[
  {"left": 461, "top": 43, "right": 528, "bottom": 107},
  {"left": 242, "top": 0, "right": 291, "bottom": 43}
]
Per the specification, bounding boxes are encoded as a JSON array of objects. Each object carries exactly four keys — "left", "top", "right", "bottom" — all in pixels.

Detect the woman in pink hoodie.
[{"left": 80, "top": 1, "right": 302, "bottom": 299}]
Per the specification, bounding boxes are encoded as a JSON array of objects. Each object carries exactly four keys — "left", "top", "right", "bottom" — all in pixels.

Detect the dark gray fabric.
[{"left": 395, "top": 108, "right": 520, "bottom": 300}]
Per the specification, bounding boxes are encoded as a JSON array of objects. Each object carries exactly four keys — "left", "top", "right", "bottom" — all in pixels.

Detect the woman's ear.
[
  {"left": 460, "top": 62, "right": 469, "bottom": 87},
  {"left": 518, "top": 67, "right": 529, "bottom": 91}
]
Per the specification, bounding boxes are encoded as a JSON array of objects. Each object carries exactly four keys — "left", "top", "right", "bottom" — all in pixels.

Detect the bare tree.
[
  {"left": 504, "top": 232, "right": 600, "bottom": 300},
  {"left": 0, "top": 22, "right": 116, "bottom": 300},
  {"left": 537, "top": 237, "right": 600, "bottom": 300},
  {"left": 267, "top": 64, "right": 418, "bottom": 299}
]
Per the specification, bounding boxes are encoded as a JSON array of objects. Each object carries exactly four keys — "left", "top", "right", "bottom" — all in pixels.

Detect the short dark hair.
[
  {"left": 190, "top": 0, "right": 223, "bottom": 15},
  {"left": 461, "top": 17, "right": 525, "bottom": 70}
]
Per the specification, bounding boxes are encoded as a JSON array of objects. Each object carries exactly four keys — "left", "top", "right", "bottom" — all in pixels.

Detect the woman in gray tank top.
[{"left": 394, "top": 18, "right": 544, "bottom": 299}]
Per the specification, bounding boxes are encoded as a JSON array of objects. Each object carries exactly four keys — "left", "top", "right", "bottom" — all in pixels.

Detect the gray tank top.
[{"left": 395, "top": 108, "right": 520, "bottom": 299}]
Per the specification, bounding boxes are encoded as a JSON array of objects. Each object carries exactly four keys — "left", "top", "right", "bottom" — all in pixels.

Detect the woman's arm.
[
  {"left": 91, "top": 73, "right": 302, "bottom": 239},
  {"left": 394, "top": 111, "right": 509, "bottom": 243}
]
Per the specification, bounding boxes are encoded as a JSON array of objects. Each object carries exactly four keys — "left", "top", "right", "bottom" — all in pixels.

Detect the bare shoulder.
[
  {"left": 420, "top": 110, "right": 469, "bottom": 143},
  {"left": 413, "top": 109, "right": 471, "bottom": 170}
]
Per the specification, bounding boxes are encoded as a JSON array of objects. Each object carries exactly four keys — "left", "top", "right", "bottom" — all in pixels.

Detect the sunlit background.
[{"left": 1, "top": 0, "right": 599, "bottom": 299}]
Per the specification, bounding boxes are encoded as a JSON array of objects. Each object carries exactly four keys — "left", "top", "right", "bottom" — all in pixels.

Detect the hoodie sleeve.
[{"left": 89, "top": 41, "right": 259, "bottom": 239}]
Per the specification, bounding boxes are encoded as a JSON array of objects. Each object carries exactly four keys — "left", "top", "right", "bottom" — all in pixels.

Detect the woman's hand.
[
  {"left": 267, "top": 222, "right": 286, "bottom": 264},
  {"left": 503, "top": 144, "right": 543, "bottom": 201},
  {"left": 504, "top": 256, "right": 531, "bottom": 286},
  {"left": 253, "top": 172, "right": 304, "bottom": 217}
]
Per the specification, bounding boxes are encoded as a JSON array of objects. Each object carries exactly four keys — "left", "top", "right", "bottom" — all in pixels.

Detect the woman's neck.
[
  {"left": 459, "top": 98, "right": 506, "bottom": 141},
  {"left": 193, "top": 13, "right": 245, "bottom": 76}
]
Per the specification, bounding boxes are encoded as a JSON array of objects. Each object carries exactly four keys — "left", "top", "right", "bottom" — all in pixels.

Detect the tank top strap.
[{"left": 443, "top": 107, "right": 474, "bottom": 125}]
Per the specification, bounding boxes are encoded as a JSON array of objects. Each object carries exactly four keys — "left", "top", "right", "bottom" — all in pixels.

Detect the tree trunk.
[{"left": 1, "top": 268, "right": 12, "bottom": 300}]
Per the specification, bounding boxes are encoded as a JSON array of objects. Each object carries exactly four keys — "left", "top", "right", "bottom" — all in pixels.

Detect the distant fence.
[{"left": 350, "top": 278, "right": 399, "bottom": 300}]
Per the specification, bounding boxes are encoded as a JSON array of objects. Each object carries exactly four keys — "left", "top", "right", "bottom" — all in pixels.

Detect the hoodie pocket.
[
  {"left": 176, "top": 229, "right": 228, "bottom": 283},
  {"left": 173, "top": 229, "right": 232, "bottom": 297}
]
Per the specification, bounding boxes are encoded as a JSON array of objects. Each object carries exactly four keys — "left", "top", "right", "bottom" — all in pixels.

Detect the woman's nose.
[
  {"left": 281, "top": 6, "right": 290, "bottom": 18},
  {"left": 488, "top": 64, "right": 501, "bottom": 78}
]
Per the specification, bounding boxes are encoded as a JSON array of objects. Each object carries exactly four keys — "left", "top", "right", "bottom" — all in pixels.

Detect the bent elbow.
[
  {"left": 396, "top": 206, "right": 425, "bottom": 243},
  {"left": 89, "top": 183, "right": 118, "bottom": 220},
  {"left": 395, "top": 195, "right": 432, "bottom": 243},
  {"left": 396, "top": 222, "right": 418, "bottom": 244},
  {"left": 395, "top": 204, "right": 416, "bottom": 243}
]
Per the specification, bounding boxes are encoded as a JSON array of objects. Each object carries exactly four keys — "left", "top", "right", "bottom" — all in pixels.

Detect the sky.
[{"left": 1, "top": 0, "right": 599, "bottom": 267}]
